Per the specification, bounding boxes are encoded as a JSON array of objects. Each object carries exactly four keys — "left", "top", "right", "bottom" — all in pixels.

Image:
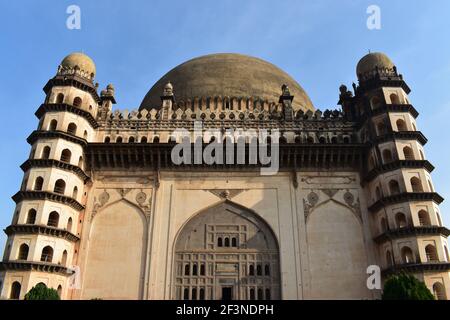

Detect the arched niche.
[
  {"left": 81, "top": 200, "right": 147, "bottom": 300},
  {"left": 172, "top": 200, "right": 280, "bottom": 300},
  {"left": 306, "top": 200, "right": 370, "bottom": 299}
]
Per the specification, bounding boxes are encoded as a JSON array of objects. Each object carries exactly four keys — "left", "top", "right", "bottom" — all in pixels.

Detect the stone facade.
[{"left": 0, "top": 52, "right": 449, "bottom": 300}]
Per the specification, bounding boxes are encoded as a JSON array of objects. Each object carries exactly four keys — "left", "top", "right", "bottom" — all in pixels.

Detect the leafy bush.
[
  {"left": 24, "top": 283, "right": 60, "bottom": 300},
  {"left": 382, "top": 273, "right": 435, "bottom": 300}
]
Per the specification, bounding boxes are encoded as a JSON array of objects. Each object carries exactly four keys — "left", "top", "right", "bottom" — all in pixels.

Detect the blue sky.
[{"left": 0, "top": 0, "right": 449, "bottom": 254}]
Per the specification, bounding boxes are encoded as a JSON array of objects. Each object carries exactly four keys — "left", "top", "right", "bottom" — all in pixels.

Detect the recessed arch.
[
  {"left": 81, "top": 199, "right": 147, "bottom": 299},
  {"left": 172, "top": 200, "right": 280, "bottom": 300}
]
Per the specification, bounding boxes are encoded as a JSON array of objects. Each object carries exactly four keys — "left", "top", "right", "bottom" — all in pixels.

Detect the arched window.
[
  {"left": 306, "top": 136, "right": 314, "bottom": 143},
  {"left": 191, "top": 288, "right": 197, "bottom": 300},
  {"left": 128, "top": 136, "right": 135, "bottom": 143},
  {"left": 184, "top": 264, "right": 190, "bottom": 276},
  {"left": 192, "top": 264, "right": 198, "bottom": 276},
  {"left": 141, "top": 137, "right": 147, "bottom": 143},
  {"left": 401, "top": 246, "right": 414, "bottom": 264},
  {"left": 200, "top": 264, "right": 205, "bottom": 276},
  {"left": 53, "top": 179, "right": 66, "bottom": 195},
  {"left": 73, "top": 97, "right": 82, "bottom": 107},
  {"left": 40, "top": 246, "right": 54, "bottom": 262},
  {"left": 104, "top": 136, "right": 111, "bottom": 143},
  {"left": 34, "top": 176, "right": 44, "bottom": 191},
  {"left": 410, "top": 177, "right": 423, "bottom": 192},
  {"left": 49, "top": 119, "right": 58, "bottom": 131},
  {"left": 27, "top": 209, "right": 37, "bottom": 224},
  {"left": 257, "top": 288, "right": 263, "bottom": 300},
  {"left": 83, "top": 130, "right": 88, "bottom": 140},
  {"left": 370, "top": 96, "right": 382, "bottom": 109},
  {"left": 425, "top": 245, "right": 438, "bottom": 262},
  {"left": 279, "top": 136, "right": 287, "bottom": 144},
  {"left": 56, "top": 93, "right": 64, "bottom": 104},
  {"left": 380, "top": 217, "right": 388, "bottom": 233},
  {"left": 403, "top": 146, "right": 414, "bottom": 160},
  {"left": 224, "top": 237, "right": 230, "bottom": 247},
  {"left": 217, "top": 237, "right": 223, "bottom": 247},
  {"left": 257, "top": 264, "right": 262, "bottom": 276},
  {"left": 383, "top": 149, "right": 393, "bottom": 163},
  {"left": 41, "top": 146, "right": 51, "bottom": 159},
  {"left": 294, "top": 135, "right": 301, "bottom": 144},
  {"left": 265, "top": 288, "right": 271, "bottom": 300},
  {"left": 61, "top": 250, "right": 68, "bottom": 266},
  {"left": 18, "top": 243, "right": 29, "bottom": 260},
  {"left": 331, "top": 136, "right": 338, "bottom": 144},
  {"left": 67, "top": 123, "right": 77, "bottom": 135},
  {"left": 153, "top": 136, "right": 160, "bottom": 143},
  {"left": 67, "top": 217, "right": 73, "bottom": 231},
  {"left": 199, "top": 288, "right": 205, "bottom": 300},
  {"left": 386, "top": 250, "right": 393, "bottom": 267},
  {"left": 72, "top": 186, "right": 78, "bottom": 199},
  {"left": 418, "top": 210, "right": 431, "bottom": 226},
  {"left": 10, "top": 282, "right": 21, "bottom": 299},
  {"left": 389, "top": 180, "right": 401, "bottom": 195},
  {"left": 231, "top": 237, "right": 237, "bottom": 247},
  {"left": 433, "top": 282, "right": 447, "bottom": 300},
  {"left": 396, "top": 119, "right": 407, "bottom": 131},
  {"left": 343, "top": 136, "right": 351, "bottom": 144},
  {"left": 183, "top": 288, "right": 189, "bottom": 300},
  {"left": 249, "top": 265, "right": 255, "bottom": 276},
  {"left": 57, "top": 285, "right": 62, "bottom": 298},
  {"left": 395, "top": 212, "right": 407, "bottom": 228},
  {"left": 377, "top": 122, "right": 386, "bottom": 136},
  {"left": 390, "top": 93, "right": 400, "bottom": 104},
  {"left": 265, "top": 264, "right": 270, "bottom": 276},
  {"left": 60, "top": 149, "right": 72, "bottom": 163},
  {"left": 47, "top": 211, "right": 59, "bottom": 227},
  {"left": 249, "top": 288, "right": 255, "bottom": 300},
  {"left": 116, "top": 136, "right": 123, "bottom": 143}
]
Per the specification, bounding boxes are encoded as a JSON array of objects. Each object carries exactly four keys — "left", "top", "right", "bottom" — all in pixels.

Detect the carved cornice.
[
  {"left": 364, "top": 160, "right": 434, "bottom": 183},
  {"left": 12, "top": 191, "right": 85, "bottom": 211},
  {"left": 35, "top": 103, "right": 99, "bottom": 128},
  {"left": 368, "top": 192, "right": 444, "bottom": 213},
  {"left": 20, "top": 159, "right": 90, "bottom": 183},
  {"left": 0, "top": 260, "right": 73, "bottom": 276},
  {"left": 4, "top": 224, "right": 80, "bottom": 242},
  {"left": 371, "top": 131, "right": 428, "bottom": 146},
  {"left": 27, "top": 130, "right": 87, "bottom": 148},
  {"left": 374, "top": 226, "right": 450, "bottom": 244},
  {"left": 382, "top": 262, "right": 450, "bottom": 276},
  {"left": 85, "top": 143, "right": 366, "bottom": 171},
  {"left": 43, "top": 75, "right": 101, "bottom": 103}
]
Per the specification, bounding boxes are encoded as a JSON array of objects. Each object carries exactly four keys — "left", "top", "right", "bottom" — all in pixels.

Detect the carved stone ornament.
[{"left": 208, "top": 189, "right": 245, "bottom": 200}]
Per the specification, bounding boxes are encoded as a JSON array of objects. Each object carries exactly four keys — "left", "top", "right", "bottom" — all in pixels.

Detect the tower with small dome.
[{"left": 0, "top": 51, "right": 448, "bottom": 300}]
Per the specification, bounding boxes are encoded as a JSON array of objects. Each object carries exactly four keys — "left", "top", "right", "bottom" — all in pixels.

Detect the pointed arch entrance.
[{"left": 172, "top": 200, "right": 280, "bottom": 300}]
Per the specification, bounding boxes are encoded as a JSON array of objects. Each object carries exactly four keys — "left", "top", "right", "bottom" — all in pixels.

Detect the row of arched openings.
[
  {"left": 47, "top": 120, "right": 88, "bottom": 139},
  {"left": 374, "top": 176, "right": 429, "bottom": 201},
  {"left": 386, "top": 244, "right": 442, "bottom": 267},
  {"left": 9, "top": 281, "right": 63, "bottom": 300},
  {"left": 32, "top": 176, "right": 78, "bottom": 199},
  {"left": 17, "top": 244, "right": 68, "bottom": 265},
  {"left": 24, "top": 209, "right": 72, "bottom": 230},
  {"left": 39, "top": 146, "right": 83, "bottom": 167},
  {"left": 55, "top": 93, "right": 92, "bottom": 111}
]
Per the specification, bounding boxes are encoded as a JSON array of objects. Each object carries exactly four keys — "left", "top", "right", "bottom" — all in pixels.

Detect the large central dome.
[{"left": 139, "top": 53, "right": 314, "bottom": 111}]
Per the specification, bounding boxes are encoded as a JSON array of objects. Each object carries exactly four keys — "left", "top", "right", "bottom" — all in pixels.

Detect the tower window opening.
[
  {"left": 396, "top": 119, "right": 407, "bottom": 131},
  {"left": 47, "top": 211, "right": 59, "bottom": 227},
  {"left": 73, "top": 97, "right": 82, "bottom": 107},
  {"left": 257, "top": 264, "right": 262, "bottom": 276},
  {"left": 395, "top": 212, "right": 407, "bottom": 229},
  {"left": 48, "top": 119, "right": 58, "bottom": 131},
  {"left": 53, "top": 179, "right": 66, "bottom": 195},
  {"left": 418, "top": 210, "right": 431, "bottom": 226},
  {"left": 401, "top": 246, "right": 414, "bottom": 264},
  {"left": 56, "top": 93, "right": 64, "bottom": 104},
  {"left": 390, "top": 93, "right": 400, "bottom": 104},
  {"left": 18, "top": 243, "right": 29, "bottom": 260},
  {"left": 389, "top": 180, "right": 401, "bottom": 195},
  {"left": 60, "top": 149, "right": 72, "bottom": 163},
  {"left": 410, "top": 177, "right": 423, "bottom": 192},
  {"left": 10, "top": 282, "right": 21, "bottom": 300},
  {"left": 403, "top": 146, "right": 414, "bottom": 160},
  {"left": 41, "top": 146, "right": 51, "bottom": 159},
  {"left": 67, "top": 123, "right": 77, "bottom": 135},
  {"left": 433, "top": 282, "right": 447, "bottom": 300},
  {"left": 26, "top": 209, "right": 37, "bottom": 224},
  {"left": 34, "top": 176, "right": 44, "bottom": 191},
  {"left": 382, "top": 149, "right": 393, "bottom": 163},
  {"left": 425, "top": 245, "right": 438, "bottom": 262},
  {"left": 249, "top": 264, "right": 255, "bottom": 276},
  {"left": 40, "top": 246, "right": 54, "bottom": 263}
]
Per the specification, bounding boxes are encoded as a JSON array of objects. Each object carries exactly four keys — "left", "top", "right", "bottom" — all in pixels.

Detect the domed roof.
[
  {"left": 356, "top": 52, "right": 394, "bottom": 79},
  {"left": 139, "top": 53, "right": 314, "bottom": 111},
  {"left": 60, "top": 52, "right": 96, "bottom": 79}
]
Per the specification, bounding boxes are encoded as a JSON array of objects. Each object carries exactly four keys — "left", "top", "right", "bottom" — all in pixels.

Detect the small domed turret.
[
  {"left": 356, "top": 52, "right": 395, "bottom": 80},
  {"left": 59, "top": 52, "right": 96, "bottom": 81}
]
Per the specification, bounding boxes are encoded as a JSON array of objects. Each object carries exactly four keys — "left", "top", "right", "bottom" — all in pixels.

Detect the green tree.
[
  {"left": 24, "top": 283, "right": 60, "bottom": 300},
  {"left": 382, "top": 273, "right": 435, "bottom": 300}
]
